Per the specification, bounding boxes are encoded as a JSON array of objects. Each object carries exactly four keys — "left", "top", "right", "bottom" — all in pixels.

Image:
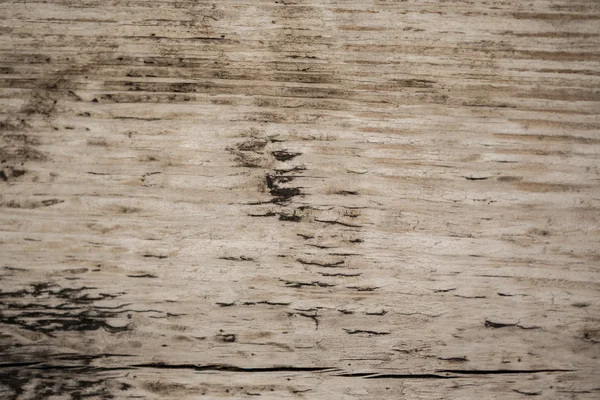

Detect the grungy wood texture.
[{"left": 1, "top": 0, "right": 599, "bottom": 398}]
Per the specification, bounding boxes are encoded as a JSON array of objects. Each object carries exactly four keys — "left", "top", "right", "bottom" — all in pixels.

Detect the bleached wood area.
[{"left": 0, "top": 0, "right": 599, "bottom": 398}]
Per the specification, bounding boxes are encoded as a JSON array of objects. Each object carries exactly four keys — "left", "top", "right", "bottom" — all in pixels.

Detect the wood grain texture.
[{"left": 0, "top": 0, "right": 599, "bottom": 398}]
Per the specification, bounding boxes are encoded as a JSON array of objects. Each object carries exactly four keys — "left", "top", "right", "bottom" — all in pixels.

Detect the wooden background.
[{"left": 1, "top": 0, "right": 599, "bottom": 398}]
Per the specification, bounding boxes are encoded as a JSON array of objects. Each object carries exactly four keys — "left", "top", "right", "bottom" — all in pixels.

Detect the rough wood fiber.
[{"left": 0, "top": 0, "right": 599, "bottom": 398}]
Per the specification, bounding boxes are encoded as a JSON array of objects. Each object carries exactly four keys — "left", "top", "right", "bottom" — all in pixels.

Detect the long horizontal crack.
[
  {"left": 0, "top": 362, "right": 41, "bottom": 369},
  {"left": 2, "top": 362, "right": 574, "bottom": 378},
  {"left": 366, "top": 374, "right": 453, "bottom": 379},
  {"left": 336, "top": 372, "right": 451, "bottom": 379},
  {"left": 132, "top": 363, "right": 337, "bottom": 373},
  {"left": 340, "top": 369, "right": 575, "bottom": 379},
  {"left": 437, "top": 369, "right": 575, "bottom": 375}
]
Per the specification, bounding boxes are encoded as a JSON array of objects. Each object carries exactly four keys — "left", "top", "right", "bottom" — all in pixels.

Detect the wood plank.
[{"left": 1, "top": 0, "right": 599, "bottom": 398}]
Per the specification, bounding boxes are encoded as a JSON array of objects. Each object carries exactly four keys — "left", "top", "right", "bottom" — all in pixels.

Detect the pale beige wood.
[{"left": 0, "top": 0, "right": 599, "bottom": 398}]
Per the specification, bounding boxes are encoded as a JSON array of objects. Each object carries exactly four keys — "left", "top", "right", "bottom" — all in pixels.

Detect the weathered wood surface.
[{"left": 1, "top": 0, "right": 599, "bottom": 398}]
